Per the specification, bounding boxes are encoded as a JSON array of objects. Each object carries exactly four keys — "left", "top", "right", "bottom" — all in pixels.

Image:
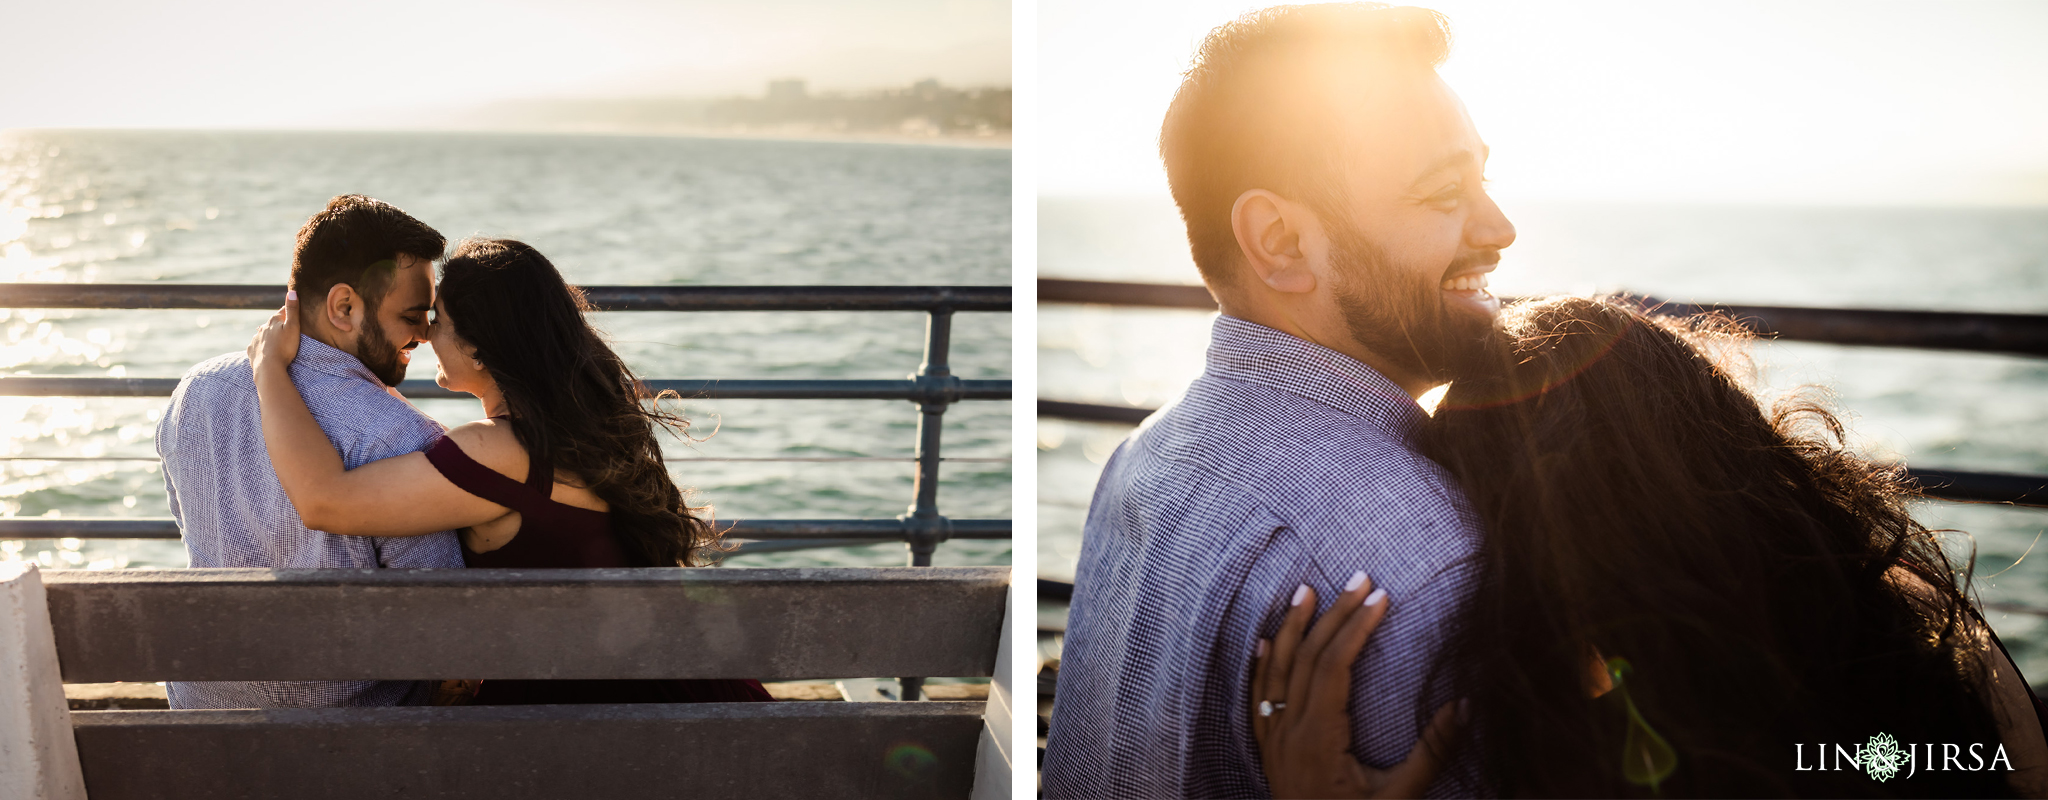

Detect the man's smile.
[{"left": 1439, "top": 260, "right": 1501, "bottom": 319}]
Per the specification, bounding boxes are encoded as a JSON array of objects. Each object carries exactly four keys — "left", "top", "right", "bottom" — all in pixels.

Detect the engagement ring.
[{"left": 1258, "top": 700, "right": 1285, "bottom": 717}]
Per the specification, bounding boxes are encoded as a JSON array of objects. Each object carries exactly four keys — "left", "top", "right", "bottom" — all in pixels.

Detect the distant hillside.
[{"left": 443, "top": 79, "right": 1010, "bottom": 142}]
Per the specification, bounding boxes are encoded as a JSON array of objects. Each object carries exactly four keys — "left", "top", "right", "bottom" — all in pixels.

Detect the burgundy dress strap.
[{"left": 423, "top": 435, "right": 550, "bottom": 515}]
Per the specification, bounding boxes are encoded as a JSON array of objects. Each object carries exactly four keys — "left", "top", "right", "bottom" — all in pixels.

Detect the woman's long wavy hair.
[
  {"left": 438, "top": 238, "right": 719, "bottom": 567},
  {"left": 1421, "top": 296, "right": 2009, "bottom": 797}
]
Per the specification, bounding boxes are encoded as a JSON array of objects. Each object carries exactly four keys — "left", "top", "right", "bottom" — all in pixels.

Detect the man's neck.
[
  {"left": 1216, "top": 300, "right": 1433, "bottom": 399},
  {"left": 300, "top": 319, "right": 355, "bottom": 360}
]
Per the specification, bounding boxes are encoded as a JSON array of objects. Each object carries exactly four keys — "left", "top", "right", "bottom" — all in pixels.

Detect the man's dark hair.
[
  {"left": 1161, "top": 3, "right": 1451, "bottom": 287},
  {"left": 290, "top": 195, "right": 445, "bottom": 310}
]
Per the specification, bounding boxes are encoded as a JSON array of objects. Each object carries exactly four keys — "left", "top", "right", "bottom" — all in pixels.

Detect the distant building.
[{"left": 767, "top": 79, "right": 808, "bottom": 103}]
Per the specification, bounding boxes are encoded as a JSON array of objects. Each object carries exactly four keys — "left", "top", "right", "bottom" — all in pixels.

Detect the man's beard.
[
  {"left": 1326, "top": 222, "right": 1501, "bottom": 385},
  {"left": 355, "top": 312, "right": 408, "bottom": 387}
]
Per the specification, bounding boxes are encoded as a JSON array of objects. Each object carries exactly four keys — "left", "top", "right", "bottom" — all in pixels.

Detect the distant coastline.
[
  {"left": 2, "top": 78, "right": 1014, "bottom": 151},
  {"left": 422, "top": 125, "right": 1013, "bottom": 150},
  {"left": 0, "top": 126, "right": 1011, "bottom": 151},
  {"left": 430, "top": 78, "right": 1012, "bottom": 150}
]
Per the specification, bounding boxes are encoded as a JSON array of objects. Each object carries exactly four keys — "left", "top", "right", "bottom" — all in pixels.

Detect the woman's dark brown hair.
[
  {"left": 437, "top": 238, "right": 718, "bottom": 567},
  {"left": 1422, "top": 296, "right": 2010, "bottom": 797}
]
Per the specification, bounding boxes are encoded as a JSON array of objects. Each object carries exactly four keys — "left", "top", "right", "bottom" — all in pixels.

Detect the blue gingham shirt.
[
  {"left": 1043, "top": 315, "right": 1484, "bottom": 799},
  {"left": 155, "top": 335, "right": 464, "bottom": 709}
]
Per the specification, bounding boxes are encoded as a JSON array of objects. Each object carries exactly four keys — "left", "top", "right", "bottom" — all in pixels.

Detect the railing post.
[
  {"left": 904, "top": 307, "right": 955, "bottom": 568},
  {"left": 900, "top": 307, "right": 957, "bottom": 701}
]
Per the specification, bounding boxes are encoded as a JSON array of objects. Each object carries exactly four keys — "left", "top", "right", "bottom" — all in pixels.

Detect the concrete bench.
[{"left": 0, "top": 563, "right": 1014, "bottom": 799}]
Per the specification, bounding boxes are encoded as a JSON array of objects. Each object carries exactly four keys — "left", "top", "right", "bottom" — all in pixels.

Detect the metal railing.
[
  {"left": 1035, "top": 277, "right": 2048, "bottom": 714},
  {"left": 1038, "top": 278, "right": 2048, "bottom": 357},
  {"left": 1038, "top": 277, "right": 2048, "bottom": 509},
  {"left": 0, "top": 283, "right": 1014, "bottom": 563}
]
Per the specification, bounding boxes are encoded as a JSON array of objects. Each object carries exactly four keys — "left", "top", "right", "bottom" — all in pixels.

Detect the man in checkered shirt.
[
  {"left": 1042, "top": 5, "right": 1517, "bottom": 797},
  {"left": 156, "top": 195, "right": 464, "bottom": 709}
]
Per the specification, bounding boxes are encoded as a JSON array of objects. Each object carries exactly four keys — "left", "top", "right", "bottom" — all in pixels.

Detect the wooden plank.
[
  {"left": 43, "top": 567, "right": 1009, "bottom": 682},
  {"left": 72, "top": 701, "right": 984, "bottom": 800}
]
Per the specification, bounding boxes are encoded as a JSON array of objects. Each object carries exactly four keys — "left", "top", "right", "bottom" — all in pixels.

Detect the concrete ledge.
[
  {"left": 44, "top": 567, "right": 1009, "bottom": 682},
  {"left": 1, "top": 563, "right": 87, "bottom": 799},
  {"left": 72, "top": 701, "right": 985, "bottom": 799}
]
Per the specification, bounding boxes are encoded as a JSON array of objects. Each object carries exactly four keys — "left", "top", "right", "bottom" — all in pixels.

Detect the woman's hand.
[
  {"left": 247, "top": 291, "right": 301, "bottom": 374},
  {"left": 1251, "top": 574, "right": 1465, "bottom": 799}
]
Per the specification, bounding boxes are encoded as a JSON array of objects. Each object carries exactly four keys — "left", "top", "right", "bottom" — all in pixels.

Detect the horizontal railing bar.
[
  {"left": 1906, "top": 468, "right": 2048, "bottom": 506},
  {"left": 0, "top": 455, "right": 1012, "bottom": 464},
  {"left": 0, "top": 517, "right": 1013, "bottom": 540},
  {"left": 1039, "top": 399, "right": 2048, "bottom": 508},
  {"left": 0, "top": 283, "right": 1011, "bottom": 312},
  {"left": 728, "top": 519, "right": 1012, "bottom": 540},
  {"left": 0, "top": 457, "right": 163, "bottom": 462},
  {"left": 42, "top": 567, "right": 1010, "bottom": 682},
  {"left": 723, "top": 539, "right": 895, "bottom": 557},
  {"left": 0, "top": 376, "right": 1011, "bottom": 401},
  {"left": 1984, "top": 602, "right": 2048, "bottom": 619},
  {"left": 1039, "top": 278, "right": 2048, "bottom": 357},
  {"left": 1038, "top": 399, "right": 1153, "bottom": 426},
  {"left": 1040, "top": 278, "right": 1219, "bottom": 310},
  {"left": 669, "top": 456, "right": 1013, "bottom": 463},
  {"left": 1638, "top": 297, "right": 2048, "bottom": 358}
]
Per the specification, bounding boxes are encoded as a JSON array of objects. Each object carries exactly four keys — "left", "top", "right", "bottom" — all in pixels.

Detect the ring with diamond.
[{"left": 1258, "top": 700, "right": 1286, "bottom": 717}]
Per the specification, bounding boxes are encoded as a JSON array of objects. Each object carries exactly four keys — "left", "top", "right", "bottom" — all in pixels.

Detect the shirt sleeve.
[
  {"left": 1208, "top": 522, "right": 1303, "bottom": 798},
  {"left": 354, "top": 418, "right": 466, "bottom": 569},
  {"left": 1217, "top": 498, "right": 1482, "bottom": 797},
  {"left": 155, "top": 404, "right": 184, "bottom": 533}
]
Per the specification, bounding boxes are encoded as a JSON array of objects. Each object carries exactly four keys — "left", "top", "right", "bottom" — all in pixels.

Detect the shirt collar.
[
  {"left": 291, "top": 335, "right": 384, "bottom": 386},
  {"left": 1204, "top": 314, "right": 1427, "bottom": 442}
]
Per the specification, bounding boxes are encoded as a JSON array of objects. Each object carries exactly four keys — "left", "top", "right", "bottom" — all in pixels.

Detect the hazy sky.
[
  {"left": 4, "top": 0, "right": 1010, "bottom": 130},
  {"left": 1043, "top": 0, "right": 2048, "bottom": 205}
]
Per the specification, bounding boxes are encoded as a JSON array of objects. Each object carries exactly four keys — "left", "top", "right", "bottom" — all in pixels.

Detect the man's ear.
[
  {"left": 324, "top": 283, "right": 364, "bottom": 334},
  {"left": 1230, "top": 189, "right": 1317, "bottom": 294}
]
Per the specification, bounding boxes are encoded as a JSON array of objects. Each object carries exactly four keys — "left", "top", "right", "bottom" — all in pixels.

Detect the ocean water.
[
  {"left": 0, "top": 129, "right": 1011, "bottom": 571},
  {"left": 1039, "top": 194, "right": 2048, "bottom": 675}
]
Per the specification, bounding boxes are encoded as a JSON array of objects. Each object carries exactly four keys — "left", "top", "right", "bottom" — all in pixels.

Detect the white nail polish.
[
  {"left": 1343, "top": 571, "right": 1367, "bottom": 592},
  {"left": 1363, "top": 587, "right": 1387, "bottom": 607},
  {"left": 1290, "top": 584, "right": 1309, "bottom": 606}
]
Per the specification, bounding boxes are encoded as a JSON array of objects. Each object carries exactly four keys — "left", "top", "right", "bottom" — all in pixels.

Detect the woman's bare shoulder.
[{"left": 444, "top": 419, "right": 530, "bottom": 480}]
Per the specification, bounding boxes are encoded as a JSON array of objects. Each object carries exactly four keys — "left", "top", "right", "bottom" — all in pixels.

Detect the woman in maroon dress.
[
  {"left": 247, "top": 237, "right": 770, "bottom": 705},
  {"left": 1243, "top": 298, "right": 2048, "bottom": 797}
]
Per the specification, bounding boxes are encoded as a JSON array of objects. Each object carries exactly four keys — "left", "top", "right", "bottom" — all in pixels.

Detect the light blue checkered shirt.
[
  {"left": 1043, "top": 315, "right": 1485, "bottom": 799},
  {"left": 155, "top": 335, "right": 463, "bottom": 709}
]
